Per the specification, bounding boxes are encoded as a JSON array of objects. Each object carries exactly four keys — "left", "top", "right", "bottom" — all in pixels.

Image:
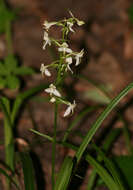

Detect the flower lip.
[
  {"left": 43, "top": 31, "right": 51, "bottom": 50},
  {"left": 58, "top": 42, "right": 72, "bottom": 54},
  {"left": 74, "top": 49, "right": 84, "bottom": 66},
  {"left": 65, "top": 57, "right": 73, "bottom": 73},
  {"left": 45, "top": 84, "right": 61, "bottom": 97},
  {"left": 40, "top": 63, "right": 51, "bottom": 77},
  {"left": 67, "top": 21, "right": 74, "bottom": 33},
  {"left": 43, "top": 21, "right": 57, "bottom": 30},
  {"left": 63, "top": 100, "right": 76, "bottom": 117}
]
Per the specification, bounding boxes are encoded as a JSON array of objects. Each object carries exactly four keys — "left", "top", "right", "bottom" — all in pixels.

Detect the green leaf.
[
  {"left": 0, "top": 61, "right": 8, "bottom": 75},
  {"left": 92, "top": 144, "right": 125, "bottom": 190},
  {"left": 0, "top": 77, "right": 6, "bottom": 88},
  {"left": 6, "top": 75, "right": 20, "bottom": 89},
  {"left": 75, "top": 83, "right": 133, "bottom": 163},
  {"left": 86, "top": 155, "right": 119, "bottom": 190},
  {"left": 19, "top": 151, "right": 36, "bottom": 190},
  {"left": 87, "top": 129, "right": 121, "bottom": 190},
  {"left": 14, "top": 66, "right": 35, "bottom": 75},
  {"left": 4, "top": 55, "right": 18, "bottom": 72},
  {"left": 85, "top": 88, "right": 110, "bottom": 104},
  {"left": 114, "top": 156, "right": 133, "bottom": 189},
  {"left": 55, "top": 156, "right": 73, "bottom": 190}
]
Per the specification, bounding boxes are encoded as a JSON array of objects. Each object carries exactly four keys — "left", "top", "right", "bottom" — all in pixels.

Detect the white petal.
[
  {"left": 66, "top": 48, "right": 72, "bottom": 53},
  {"left": 42, "top": 42, "right": 47, "bottom": 50},
  {"left": 67, "top": 64, "right": 73, "bottom": 73},
  {"left": 63, "top": 106, "right": 71, "bottom": 117},
  {"left": 45, "top": 68, "right": 51, "bottom": 76},
  {"left": 43, "top": 21, "right": 57, "bottom": 30},
  {"left": 53, "top": 89, "right": 61, "bottom": 97},
  {"left": 77, "top": 20, "right": 85, "bottom": 26},
  {"left": 70, "top": 27, "right": 75, "bottom": 33},
  {"left": 40, "top": 63, "right": 44, "bottom": 72},
  {"left": 66, "top": 57, "right": 72, "bottom": 64},
  {"left": 58, "top": 47, "right": 63, "bottom": 52},
  {"left": 45, "top": 88, "right": 52, "bottom": 94},
  {"left": 75, "top": 57, "right": 80, "bottom": 66}
]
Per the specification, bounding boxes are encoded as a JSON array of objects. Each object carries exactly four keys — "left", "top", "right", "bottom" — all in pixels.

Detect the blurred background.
[{"left": 1, "top": 0, "right": 133, "bottom": 189}]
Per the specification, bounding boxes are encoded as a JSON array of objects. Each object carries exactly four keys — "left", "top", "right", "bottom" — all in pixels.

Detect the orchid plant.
[{"left": 40, "top": 11, "right": 84, "bottom": 189}]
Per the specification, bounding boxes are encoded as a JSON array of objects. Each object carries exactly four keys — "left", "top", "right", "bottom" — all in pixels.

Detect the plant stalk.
[{"left": 52, "top": 103, "right": 58, "bottom": 189}]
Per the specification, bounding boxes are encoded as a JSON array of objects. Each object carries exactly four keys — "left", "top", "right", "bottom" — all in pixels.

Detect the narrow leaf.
[
  {"left": 55, "top": 156, "right": 73, "bottom": 190},
  {"left": 19, "top": 152, "right": 36, "bottom": 190},
  {"left": 75, "top": 83, "right": 133, "bottom": 162}
]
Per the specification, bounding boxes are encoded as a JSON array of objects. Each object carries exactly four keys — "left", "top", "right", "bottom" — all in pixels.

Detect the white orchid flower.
[
  {"left": 69, "top": 11, "right": 84, "bottom": 26},
  {"left": 76, "top": 20, "right": 85, "bottom": 26},
  {"left": 58, "top": 42, "right": 72, "bottom": 54},
  {"left": 63, "top": 100, "right": 76, "bottom": 117},
  {"left": 43, "top": 20, "right": 57, "bottom": 30},
  {"left": 43, "top": 31, "right": 51, "bottom": 50},
  {"left": 45, "top": 84, "right": 61, "bottom": 97},
  {"left": 74, "top": 49, "right": 84, "bottom": 66},
  {"left": 40, "top": 63, "right": 51, "bottom": 77},
  {"left": 67, "top": 21, "right": 74, "bottom": 32},
  {"left": 65, "top": 57, "right": 73, "bottom": 73}
]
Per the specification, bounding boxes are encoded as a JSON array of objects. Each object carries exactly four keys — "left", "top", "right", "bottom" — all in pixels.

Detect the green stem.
[
  {"left": 0, "top": 99, "right": 14, "bottom": 189},
  {"left": 52, "top": 103, "right": 58, "bottom": 190},
  {"left": 5, "top": 21, "right": 13, "bottom": 55}
]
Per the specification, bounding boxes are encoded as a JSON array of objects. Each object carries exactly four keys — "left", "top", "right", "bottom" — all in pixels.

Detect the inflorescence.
[{"left": 40, "top": 11, "right": 84, "bottom": 117}]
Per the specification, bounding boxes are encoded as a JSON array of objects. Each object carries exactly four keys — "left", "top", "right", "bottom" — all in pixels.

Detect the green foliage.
[
  {"left": 128, "top": 4, "right": 133, "bottom": 25},
  {"left": 75, "top": 83, "right": 133, "bottom": 163},
  {"left": 114, "top": 156, "right": 133, "bottom": 189},
  {"left": 0, "top": 55, "right": 35, "bottom": 89},
  {"left": 19, "top": 151, "right": 36, "bottom": 190},
  {"left": 55, "top": 156, "right": 73, "bottom": 190},
  {"left": 85, "top": 88, "right": 110, "bottom": 104},
  {"left": 0, "top": 0, "right": 16, "bottom": 33}
]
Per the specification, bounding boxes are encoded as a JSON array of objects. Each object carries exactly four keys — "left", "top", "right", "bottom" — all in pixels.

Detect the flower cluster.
[{"left": 40, "top": 12, "right": 84, "bottom": 117}]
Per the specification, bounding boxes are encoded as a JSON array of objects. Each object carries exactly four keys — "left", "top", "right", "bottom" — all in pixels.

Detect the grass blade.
[
  {"left": 87, "top": 129, "right": 121, "bottom": 190},
  {"left": 55, "top": 156, "right": 73, "bottom": 190},
  {"left": 86, "top": 154, "right": 119, "bottom": 190},
  {"left": 31, "top": 130, "right": 120, "bottom": 190},
  {"left": 19, "top": 152, "right": 36, "bottom": 190},
  {"left": 92, "top": 144, "right": 125, "bottom": 190},
  {"left": 75, "top": 83, "right": 133, "bottom": 162}
]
